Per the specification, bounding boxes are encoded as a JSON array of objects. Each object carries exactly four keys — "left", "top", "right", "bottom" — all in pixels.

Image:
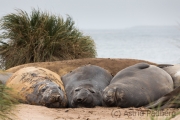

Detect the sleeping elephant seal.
[
  {"left": 6, "top": 67, "right": 67, "bottom": 108},
  {"left": 158, "top": 64, "right": 180, "bottom": 88},
  {"left": 102, "top": 63, "right": 173, "bottom": 108},
  {"left": 61, "top": 64, "right": 112, "bottom": 108}
]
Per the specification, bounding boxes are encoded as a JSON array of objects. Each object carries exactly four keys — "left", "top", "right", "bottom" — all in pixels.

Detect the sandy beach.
[{"left": 8, "top": 104, "right": 180, "bottom": 120}]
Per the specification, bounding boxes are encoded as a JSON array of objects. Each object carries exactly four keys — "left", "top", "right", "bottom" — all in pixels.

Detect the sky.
[{"left": 0, "top": 0, "right": 180, "bottom": 29}]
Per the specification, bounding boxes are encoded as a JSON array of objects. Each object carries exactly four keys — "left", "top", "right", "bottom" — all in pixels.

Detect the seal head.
[
  {"left": 6, "top": 66, "right": 67, "bottom": 108},
  {"left": 70, "top": 84, "right": 101, "bottom": 108},
  {"left": 62, "top": 64, "right": 112, "bottom": 108},
  {"left": 26, "top": 80, "right": 65, "bottom": 108}
]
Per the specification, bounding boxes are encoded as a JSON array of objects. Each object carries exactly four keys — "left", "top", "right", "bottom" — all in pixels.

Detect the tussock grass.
[
  {"left": 0, "top": 8, "right": 96, "bottom": 69},
  {"left": 0, "top": 84, "right": 18, "bottom": 120}
]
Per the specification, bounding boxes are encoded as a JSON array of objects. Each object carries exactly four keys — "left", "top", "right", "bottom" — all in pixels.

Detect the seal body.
[
  {"left": 61, "top": 64, "right": 112, "bottom": 108},
  {"left": 6, "top": 67, "right": 67, "bottom": 108},
  {"left": 102, "top": 63, "right": 173, "bottom": 108}
]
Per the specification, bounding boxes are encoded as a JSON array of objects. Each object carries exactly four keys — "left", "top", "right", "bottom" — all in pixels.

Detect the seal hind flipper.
[{"left": 157, "top": 64, "right": 174, "bottom": 68}]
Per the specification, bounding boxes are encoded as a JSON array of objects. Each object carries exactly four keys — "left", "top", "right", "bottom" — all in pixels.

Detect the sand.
[{"left": 8, "top": 104, "right": 180, "bottom": 120}]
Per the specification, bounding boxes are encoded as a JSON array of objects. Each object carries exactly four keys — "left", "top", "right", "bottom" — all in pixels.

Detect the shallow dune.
[{"left": 7, "top": 58, "right": 157, "bottom": 76}]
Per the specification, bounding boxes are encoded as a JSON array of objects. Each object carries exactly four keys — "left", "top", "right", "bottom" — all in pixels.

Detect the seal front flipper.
[
  {"left": 135, "top": 63, "right": 149, "bottom": 69},
  {"left": 145, "top": 96, "right": 169, "bottom": 109},
  {"left": 146, "top": 86, "right": 180, "bottom": 109}
]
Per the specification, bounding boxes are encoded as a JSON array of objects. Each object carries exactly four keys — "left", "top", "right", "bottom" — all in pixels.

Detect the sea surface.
[{"left": 83, "top": 26, "right": 180, "bottom": 64}]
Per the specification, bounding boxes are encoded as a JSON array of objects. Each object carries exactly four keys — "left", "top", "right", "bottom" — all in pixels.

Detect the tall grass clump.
[
  {"left": 0, "top": 8, "right": 96, "bottom": 69},
  {"left": 0, "top": 84, "right": 18, "bottom": 119}
]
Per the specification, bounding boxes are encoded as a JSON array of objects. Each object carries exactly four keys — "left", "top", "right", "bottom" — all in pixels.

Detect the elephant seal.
[
  {"left": 61, "top": 64, "right": 112, "bottom": 108},
  {"left": 158, "top": 64, "right": 180, "bottom": 88},
  {"left": 102, "top": 63, "right": 173, "bottom": 108},
  {"left": 145, "top": 86, "right": 180, "bottom": 109},
  {"left": 0, "top": 71, "right": 12, "bottom": 84},
  {"left": 6, "top": 66, "right": 67, "bottom": 108}
]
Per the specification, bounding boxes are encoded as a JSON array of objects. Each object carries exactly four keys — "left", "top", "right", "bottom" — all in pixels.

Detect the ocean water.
[{"left": 83, "top": 26, "right": 180, "bottom": 64}]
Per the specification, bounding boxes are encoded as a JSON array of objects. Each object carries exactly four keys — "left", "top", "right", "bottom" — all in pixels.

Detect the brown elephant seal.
[
  {"left": 0, "top": 71, "right": 12, "bottom": 84},
  {"left": 6, "top": 66, "right": 67, "bottom": 108},
  {"left": 61, "top": 64, "right": 112, "bottom": 108},
  {"left": 102, "top": 63, "right": 173, "bottom": 108},
  {"left": 145, "top": 86, "right": 180, "bottom": 109}
]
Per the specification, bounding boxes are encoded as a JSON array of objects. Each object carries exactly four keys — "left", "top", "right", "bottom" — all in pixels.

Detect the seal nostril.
[
  {"left": 51, "top": 95, "right": 61, "bottom": 101},
  {"left": 77, "top": 98, "right": 82, "bottom": 102},
  {"left": 107, "top": 99, "right": 113, "bottom": 103},
  {"left": 57, "top": 95, "right": 61, "bottom": 101},
  {"left": 106, "top": 93, "right": 113, "bottom": 98}
]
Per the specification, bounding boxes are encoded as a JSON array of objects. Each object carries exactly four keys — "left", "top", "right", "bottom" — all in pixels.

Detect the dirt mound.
[{"left": 7, "top": 58, "right": 156, "bottom": 76}]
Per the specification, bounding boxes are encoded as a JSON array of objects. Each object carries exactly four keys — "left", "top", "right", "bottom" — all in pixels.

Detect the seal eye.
[
  {"left": 41, "top": 88, "right": 46, "bottom": 92},
  {"left": 58, "top": 87, "right": 61, "bottom": 90},
  {"left": 75, "top": 88, "right": 81, "bottom": 92},
  {"left": 88, "top": 89, "right": 95, "bottom": 93}
]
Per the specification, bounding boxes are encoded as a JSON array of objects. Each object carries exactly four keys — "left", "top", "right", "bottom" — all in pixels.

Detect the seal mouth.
[
  {"left": 76, "top": 97, "right": 87, "bottom": 103},
  {"left": 42, "top": 94, "right": 64, "bottom": 108},
  {"left": 77, "top": 103, "right": 95, "bottom": 108},
  {"left": 102, "top": 88, "right": 117, "bottom": 107},
  {"left": 72, "top": 97, "right": 87, "bottom": 106},
  {"left": 72, "top": 97, "right": 94, "bottom": 108},
  {"left": 45, "top": 101, "right": 61, "bottom": 108}
]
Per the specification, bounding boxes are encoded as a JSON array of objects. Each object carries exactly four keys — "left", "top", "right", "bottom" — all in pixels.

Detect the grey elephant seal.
[
  {"left": 61, "top": 64, "right": 113, "bottom": 108},
  {"left": 102, "top": 63, "right": 173, "bottom": 108},
  {"left": 158, "top": 64, "right": 180, "bottom": 88},
  {"left": 6, "top": 67, "right": 67, "bottom": 108}
]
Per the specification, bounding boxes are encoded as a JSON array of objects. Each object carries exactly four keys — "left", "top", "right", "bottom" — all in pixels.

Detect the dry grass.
[{"left": 0, "top": 84, "right": 18, "bottom": 119}]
